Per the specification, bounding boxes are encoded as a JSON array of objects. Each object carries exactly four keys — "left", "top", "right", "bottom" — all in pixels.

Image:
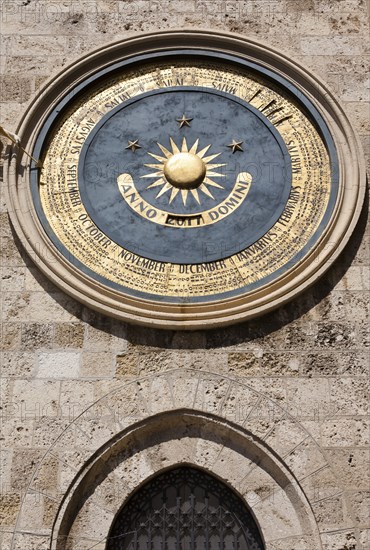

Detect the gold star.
[
  {"left": 176, "top": 114, "right": 193, "bottom": 128},
  {"left": 227, "top": 140, "right": 244, "bottom": 153},
  {"left": 126, "top": 139, "right": 142, "bottom": 152}
]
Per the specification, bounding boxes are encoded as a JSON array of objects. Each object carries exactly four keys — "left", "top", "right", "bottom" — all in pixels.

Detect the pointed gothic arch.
[{"left": 106, "top": 465, "right": 265, "bottom": 549}]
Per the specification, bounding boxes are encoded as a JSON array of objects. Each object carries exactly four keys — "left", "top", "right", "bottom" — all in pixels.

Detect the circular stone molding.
[{"left": 5, "top": 30, "right": 365, "bottom": 329}]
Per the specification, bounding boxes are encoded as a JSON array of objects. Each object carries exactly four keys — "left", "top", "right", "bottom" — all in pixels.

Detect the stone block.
[
  {"left": 72, "top": 416, "right": 119, "bottom": 453},
  {"left": 167, "top": 371, "right": 201, "bottom": 410},
  {"left": 0, "top": 101, "right": 26, "bottom": 130},
  {"left": 321, "top": 530, "right": 357, "bottom": 550},
  {"left": 341, "top": 266, "right": 369, "bottom": 290},
  {"left": 192, "top": 375, "right": 230, "bottom": 416},
  {"left": 0, "top": 449, "right": 12, "bottom": 489},
  {"left": 83, "top": 315, "right": 127, "bottom": 352},
  {"left": 311, "top": 494, "right": 348, "bottom": 530},
  {"left": 286, "top": 378, "right": 331, "bottom": 419},
  {"left": 345, "top": 292, "right": 370, "bottom": 323},
  {"left": 5, "top": 55, "right": 65, "bottom": 75},
  {"left": 32, "top": 417, "right": 74, "bottom": 449},
  {"left": 227, "top": 351, "right": 261, "bottom": 375},
  {"left": 0, "top": 75, "right": 32, "bottom": 102},
  {"left": 220, "top": 382, "right": 260, "bottom": 425},
  {"left": 352, "top": 234, "right": 369, "bottom": 266},
  {"left": 1, "top": 267, "right": 25, "bottom": 291},
  {"left": 245, "top": 414, "right": 277, "bottom": 441},
  {"left": 315, "top": 291, "right": 348, "bottom": 322},
  {"left": 21, "top": 322, "right": 53, "bottom": 351},
  {"left": 10, "top": 449, "right": 44, "bottom": 492},
  {"left": 27, "top": 292, "right": 82, "bottom": 322},
  {"left": 329, "top": 378, "right": 369, "bottom": 415},
  {"left": 252, "top": 487, "right": 303, "bottom": 542},
  {"left": 0, "top": 322, "right": 21, "bottom": 350},
  {"left": 314, "top": 321, "right": 356, "bottom": 348},
  {"left": 263, "top": 352, "right": 302, "bottom": 375},
  {"left": 0, "top": 212, "right": 13, "bottom": 237},
  {"left": 1, "top": 418, "right": 35, "bottom": 448},
  {"left": 276, "top": 322, "right": 316, "bottom": 350},
  {"left": 0, "top": 532, "right": 13, "bottom": 550},
  {"left": 37, "top": 352, "right": 80, "bottom": 379},
  {"left": 10, "top": 533, "right": 50, "bottom": 549},
  {"left": 110, "top": 447, "right": 154, "bottom": 493},
  {"left": 12, "top": 379, "right": 61, "bottom": 418},
  {"left": 2, "top": 33, "right": 69, "bottom": 57},
  {"left": 29, "top": 453, "right": 59, "bottom": 496},
  {"left": 337, "top": 351, "right": 369, "bottom": 377},
  {"left": 115, "top": 352, "right": 139, "bottom": 377},
  {"left": 54, "top": 322, "right": 85, "bottom": 349},
  {"left": 321, "top": 418, "right": 370, "bottom": 447},
  {"left": 300, "top": 35, "right": 365, "bottom": 56},
  {"left": 212, "top": 445, "right": 253, "bottom": 488},
  {"left": 58, "top": 458, "right": 81, "bottom": 495},
  {"left": 97, "top": 384, "right": 147, "bottom": 429},
  {"left": 137, "top": 376, "right": 174, "bottom": 415},
  {"left": 1, "top": 291, "right": 31, "bottom": 321},
  {"left": 81, "top": 351, "right": 115, "bottom": 379},
  {"left": 42, "top": 495, "right": 59, "bottom": 529},
  {"left": 59, "top": 380, "right": 95, "bottom": 419},
  {"left": 325, "top": 449, "right": 370, "bottom": 490},
  {"left": 300, "top": 351, "right": 340, "bottom": 377},
  {"left": 84, "top": 322, "right": 116, "bottom": 351},
  {"left": 299, "top": 464, "right": 341, "bottom": 501},
  {"left": 284, "top": 438, "right": 328, "bottom": 481},
  {"left": 146, "top": 437, "right": 197, "bottom": 472},
  {"left": 2, "top": 290, "right": 81, "bottom": 322},
  {"left": 194, "top": 437, "right": 229, "bottom": 471},
  {"left": 266, "top": 535, "right": 319, "bottom": 550},
  {"left": 264, "top": 418, "right": 309, "bottom": 457},
  {"left": 1, "top": 351, "right": 38, "bottom": 378},
  {"left": 17, "top": 491, "right": 45, "bottom": 531},
  {"left": 359, "top": 529, "right": 370, "bottom": 549},
  {"left": 244, "top": 378, "right": 287, "bottom": 407},
  {"left": 240, "top": 466, "right": 276, "bottom": 507},
  {"left": 68, "top": 499, "right": 114, "bottom": 547},
  {"left": 0, "top": 493, "right": 21, "bottom": 526},
  {"left": 347, "top": 491, "right": 370, "bottom": 525}
]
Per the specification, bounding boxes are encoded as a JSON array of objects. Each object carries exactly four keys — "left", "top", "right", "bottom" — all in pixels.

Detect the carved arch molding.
[
  {"left": 51, "top": 410, "right": 321, "bottom": 549},
  {"left": 9, "top": 370, "right": 342, "bottom": 550}
]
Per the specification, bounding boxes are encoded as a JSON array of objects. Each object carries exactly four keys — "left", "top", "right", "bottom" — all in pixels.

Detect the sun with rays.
[{"left": 141, "top": 137, "right": 226, "bottom": 206}]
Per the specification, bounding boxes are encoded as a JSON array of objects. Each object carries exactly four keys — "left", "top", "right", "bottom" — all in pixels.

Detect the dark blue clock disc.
[{"left": 79, "top": 88, "right": 292, "bottom": 264}]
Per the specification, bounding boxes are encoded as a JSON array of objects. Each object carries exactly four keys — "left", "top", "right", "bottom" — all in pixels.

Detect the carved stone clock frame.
[{"left": 5, "top": 30, "right": 365, "bottom": 329}]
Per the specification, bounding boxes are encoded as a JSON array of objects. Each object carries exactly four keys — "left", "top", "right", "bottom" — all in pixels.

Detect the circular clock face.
[{"left": 7, "top": 33, "right": 364, "bottom": 328}]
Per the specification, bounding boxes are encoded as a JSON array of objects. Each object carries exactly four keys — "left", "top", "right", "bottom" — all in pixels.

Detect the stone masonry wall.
[{"left": 0, "top": 1, "right": 369, "bottom": 549}]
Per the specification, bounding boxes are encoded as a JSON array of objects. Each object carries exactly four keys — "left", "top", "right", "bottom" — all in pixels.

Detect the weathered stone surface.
[
  {"left": 326, "top": 449, "right": 370, "bottom": 489},
  {"left": 54, "top": 323, "right": 85, "bottom": 349},
  {"left": 21, "top": 323, "right": 53, "bottom": 351},
  {"left": 0, "top": 493, "right": 21, "bottom": 526},
  {"left": 37, "top": 351, "right": 81, "bottom": 379},
  {"left": 1, "top": 351, "right": 37, "bottom": 378},
  {"left": 81, "top": 351, "right": 115, "bottom": 378},
  {"left": 10, "top": 449, "right": 44, "bottom": 492}
]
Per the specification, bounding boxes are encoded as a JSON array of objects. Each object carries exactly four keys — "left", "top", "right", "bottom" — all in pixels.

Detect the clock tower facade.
[{"left": 0, "top": 4, "right": 368, "bottom": 550}]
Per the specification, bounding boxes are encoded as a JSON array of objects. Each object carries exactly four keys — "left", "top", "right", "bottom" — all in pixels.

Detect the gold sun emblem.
[{"left": 141, "top": 137, "right": 226, "bottom": 206}]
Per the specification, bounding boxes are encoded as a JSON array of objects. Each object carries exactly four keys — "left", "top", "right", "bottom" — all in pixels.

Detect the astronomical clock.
[{"left": 5, "top": 32, "right": 365, "bottom": 328}]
